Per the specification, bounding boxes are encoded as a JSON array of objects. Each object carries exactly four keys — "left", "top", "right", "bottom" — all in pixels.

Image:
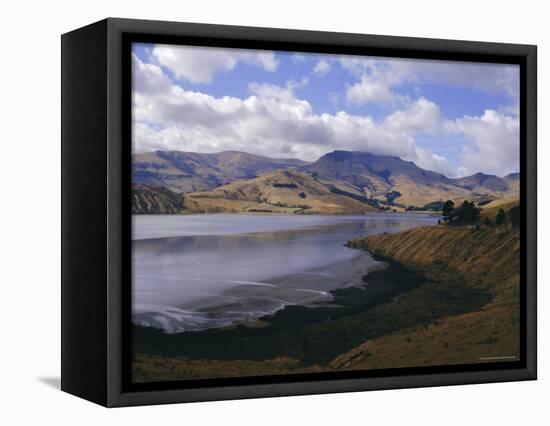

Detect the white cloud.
[
  {"left": 346, "top": 74, "right": 407, "bottom": 107},
  {"left": 384, "top": 97, "right": 443, "bottom": 134},
  {"left": 151, "top": 44, "right": 278, "bottom": 84},
  {"left": 449, "top": 110, "right": 519, "bottom": 177},
  {"left": 132, "top": 54, "right": 517, "bottom": 177},
  {"left": 340, "top": 56, "right": 519, "bottom": 107},
  {"left": 313, "top": 59, "right": 331, "bottom": 76},
  {"left": 413, "top": 147, "right": 452, "bottom": 176},
  {"left": 132, "top": 53, "right": 172, "bottom": 94},
  {"left": 248, "top": 77, "right": 308, "bottom": 103},
  {"left": 382, "top": 98, "right": 451, "bottom": 174},
  {"left": 132, "top": 55, "right": 456, "bottom": 174}
]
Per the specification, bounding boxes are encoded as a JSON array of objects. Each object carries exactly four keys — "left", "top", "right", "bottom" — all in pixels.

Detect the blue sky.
[{"left": 132, "top": 43, "right": 519, "bottom": 177}]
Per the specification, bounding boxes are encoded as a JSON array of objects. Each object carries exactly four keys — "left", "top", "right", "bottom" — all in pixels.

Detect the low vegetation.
[
  {"left": 336, "top": 223, "right": 519, "bottom": 370},
  {"left": 441, "top": 200, "right": 480, "bottom": 224},
  {"left": 132, "top": 202, "right": 520, "bottom": 381},
  {"left": 132, "top": 184, "right": 184, "bottom": 214}
]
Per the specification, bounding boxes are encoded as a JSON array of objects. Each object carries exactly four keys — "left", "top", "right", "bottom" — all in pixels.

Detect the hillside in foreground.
[
  {"left": 132, "top": 210, "right": 520, "bottom": 381},
  {"left": 337, "top": 222, "right": 520, "bottom": 370},
  {"left": 132, "top": 184, "right": 184, "bottom": 214}
]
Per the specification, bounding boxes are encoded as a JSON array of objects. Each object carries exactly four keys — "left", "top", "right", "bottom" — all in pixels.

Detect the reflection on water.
[{"left": 132, "top": 213, "right": 438, "bottom": 333}]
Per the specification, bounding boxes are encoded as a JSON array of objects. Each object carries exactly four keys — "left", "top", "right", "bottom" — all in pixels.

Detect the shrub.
[
  {"left": 495, "top": 208, "right": 506, "bottom": 226},
  {"left": 273, "top": 183, "right": 298, "bottom": 188},
  {"left": 508, "top": 206, "right": 520, "bottom": 227},
  {"left": 385, "top": 191, "right": 401, "bottom": 205},
  {"left": 442, "top": 200, "right": 455, "bottom": 222}
]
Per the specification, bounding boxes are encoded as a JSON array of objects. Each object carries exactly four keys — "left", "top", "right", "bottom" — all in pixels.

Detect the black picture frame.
[{"left": 61, "top": 17, "right": 537, "bottom": 407}]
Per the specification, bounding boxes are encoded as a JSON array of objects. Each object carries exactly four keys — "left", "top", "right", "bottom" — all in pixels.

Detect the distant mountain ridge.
[
  {"left": 132, "top": 149, "right": 519, "bottom": 213},
  {"left": 303, "top": 150, "right": 518, "bottom": 206},
  {"left": 133, "top": 150, "right": 307, "bottom": 194},
  {"left": 305, "top": 150, "right": 451, "bottom": 187}
]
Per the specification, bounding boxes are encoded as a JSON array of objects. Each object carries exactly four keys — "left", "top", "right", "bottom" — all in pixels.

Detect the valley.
[{"left": 132, "top": 150, "right": 519, "bottom": 214}]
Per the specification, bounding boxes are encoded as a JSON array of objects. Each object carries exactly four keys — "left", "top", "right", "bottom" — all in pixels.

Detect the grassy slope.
[
  {"left": 333, "top": 224, "right": 520, "bottom": 370},
  {"left": 133, "top": 209, "right": 520, "bottom": 381},
  {"left": 132, "top": 184, "right": 184, "bottom": 214},
  {"left": 184, "top": 169, "right": 377, "bottom": 214},
  {"left": 133, "top": 355, "right": 327, "bottom": 382},
  {"left": 390, "top": 177, "right": 472, "bottom": 207},
  {"left": 480, "top": 197, "right": 519, "bottom": 219}
]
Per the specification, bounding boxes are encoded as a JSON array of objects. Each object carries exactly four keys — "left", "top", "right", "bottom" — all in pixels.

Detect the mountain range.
[
  {"left": 132, "top": 150, "right": 519, "bottom": 214},
  {"left": 133, "top": 150, "right": 307, "bottom": 194}
]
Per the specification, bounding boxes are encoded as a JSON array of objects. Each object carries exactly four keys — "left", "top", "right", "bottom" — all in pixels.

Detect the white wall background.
[{"left": 0, "top": 0, "right": 546, "bottom": 424}]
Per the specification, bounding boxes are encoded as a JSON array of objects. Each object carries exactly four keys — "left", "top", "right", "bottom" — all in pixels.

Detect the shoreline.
[
  {"left": 132, "top": 210, "right": 441, "bottom": 217},
  {"left": 132, "top": 223, "right": 518, "bottom": 382},
  {"left": 132, "top": 253, "right": 429, "bottom": 363}
]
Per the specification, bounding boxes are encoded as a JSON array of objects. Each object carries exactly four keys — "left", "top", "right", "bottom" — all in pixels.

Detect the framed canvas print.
[{"left": 61, "top": 18, "right": 537, "bottom": 407}]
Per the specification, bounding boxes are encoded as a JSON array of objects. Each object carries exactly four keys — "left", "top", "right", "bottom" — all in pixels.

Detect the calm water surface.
[{"left": 132, "top": 213, "right": 438, "bottom": 333}]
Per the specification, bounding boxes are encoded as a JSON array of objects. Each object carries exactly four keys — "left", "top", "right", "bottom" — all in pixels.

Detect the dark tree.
[
  {"left": 385, "top": 191, "right": 402, "bottom": 205},
  {"left": 455, "top": 200, "right": 481, "bottom": 224},
  {"left": 508, "top": 206, "right": 520, "bottom": 227},
  {"left": 495, "top": 208, "right": 506, "bottom": 226},
  {"left": 484, "top": 217, "right": 493, "bottom": 226},
  {"left": 442, "top": 200, "right": 455, "bottom": 222}
]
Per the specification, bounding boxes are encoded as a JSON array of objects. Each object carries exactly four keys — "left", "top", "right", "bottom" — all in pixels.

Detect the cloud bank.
[
  {"left": 340, "top": 56, "right": 519, "bottom": 108},
  {"left": 132, "top": 46, "right": 520, "bottom": 177},
  {"left": 151, "top": 45, "right": 278, "bottom": 84}
]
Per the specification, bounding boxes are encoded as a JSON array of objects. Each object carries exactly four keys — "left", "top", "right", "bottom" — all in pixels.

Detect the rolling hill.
[
  {"left": 303, "top": 150, "right": 518, "bottom": 207},
  {"left": 479, "top": 197, "right": 520, "bottom": 220},
  {"left": 182, "top": 169, "right": 378, "bottom": 214},
  {"left": 338, "top": 223, "right": 520, "bottom": 370},
  {"left": 133, "top": 150, "right": 307, "bottom": 194},
  {"left": 132, "top": 149, "right": 520, "bottom": 213}
]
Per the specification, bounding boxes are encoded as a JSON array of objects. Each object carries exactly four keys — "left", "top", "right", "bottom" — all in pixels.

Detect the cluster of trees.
[
  {"left": 273, "top": 182, "right": 298, "bottom": 188},
  {"left": 442, "top": 200, "right": 480, "bottom": 224},
  {"left": 492, "top": 206, "right": 520, "bottom": 227},
  {"left": 385, "top": 191, "right": 402, "bottom": 206},
  {"left": 440, "top": 199, "right": 520, "bottom": 228},
  {"left": 329, "top": 187, "right": 380, "bottom": 208}
]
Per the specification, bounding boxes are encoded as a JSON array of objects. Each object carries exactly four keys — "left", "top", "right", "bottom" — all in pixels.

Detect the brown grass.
[
  {"left": 133, "top": 354, "right": 325, "bottom": 383},
  {"left": 133, "top": 222, "right": 520, "bottom": 381},
  {"left": 335, "top": 225, "right": 520, "bottom": 370},
  {"left": 480, "top": 197, "right": 520, "bottom": 220},
  {"left": 182, "top": 169, "right": 377, "bottom": 214}
]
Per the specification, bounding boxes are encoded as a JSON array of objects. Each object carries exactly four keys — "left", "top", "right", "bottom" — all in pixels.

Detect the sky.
[{"left": 132, "top": 43, "right": 520, "bottom": 177}]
